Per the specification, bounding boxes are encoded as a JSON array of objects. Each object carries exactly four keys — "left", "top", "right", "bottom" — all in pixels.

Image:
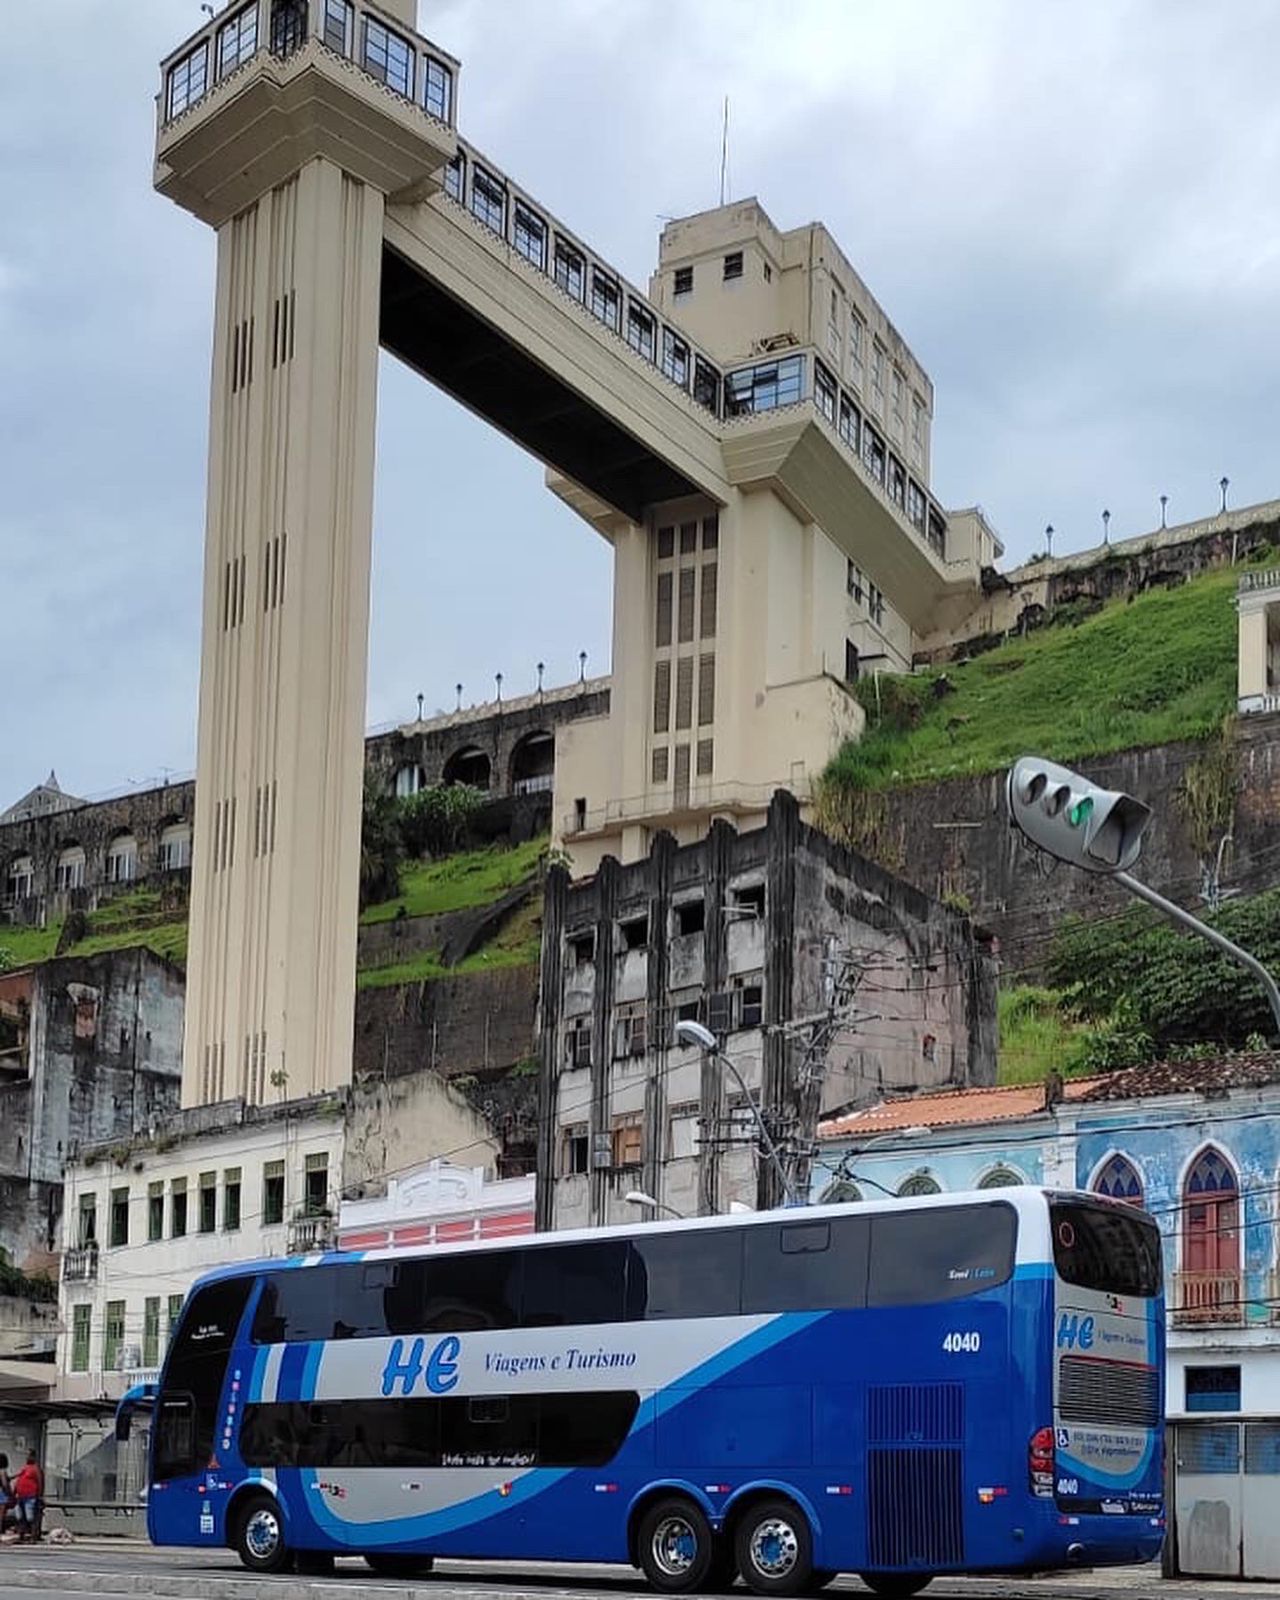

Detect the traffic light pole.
[{"left": 1115, "top": 870, "right": 1280, "bottom": 1035}]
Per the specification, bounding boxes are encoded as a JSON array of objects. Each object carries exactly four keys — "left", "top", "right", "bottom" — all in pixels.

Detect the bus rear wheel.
[
  {"left": 735, "top": 1498, "right": 814, "bottom": 1597},
  {"left": 638, "top": 1496, "right": 717, "bottom": 1593},
  {"left": 233, "top": 1492, "right": 290, "bottom": 1574},
  {"left": 858, "top": 1576, "right": 932, "bottom": 1597},
  {"left": 365, "top": 1553, "right": 436, "bottom": 1577}
]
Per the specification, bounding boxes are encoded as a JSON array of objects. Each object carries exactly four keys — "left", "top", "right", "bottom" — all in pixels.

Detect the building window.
[
  {"left": 304, "top": 1153, "right": 329, "bottom": 1217},
  {"left": 422, "top": 54, "right": 452, "bottom": 122},
  {"left": 143, "top": 1297, "right": 162, "bottom": 1369},
  {"left": 55, "top": 845, "right": 86, "bottom": 892},
  {"left": 862, "top": 423, "right": 886, "bottom": 486},
  {"left": 394, "top": 763, "right": 426, "bottom": 798},
  {"left": 590, "top": 271, "right": 620, "bottom": 331},
  {"left": 564, "top": 1018, "right": 592, "bottom": 1069},
  {"left": 71, "top": 1304, "right": 91, "bottom": 1373},
  {"left": 735, "top": 975, "right": 764, "bottom": 1029},
  {"left": 653, "top": 658, "right": 671, "bottom": 733},
  {"left": 673, "top": 265, "right": 693, "bottom": 296},
  {"left": 513, "top": 202, "right": 547, "bottom": 269},
  {"left": 106, "top": 834, "right": 138, "bottom": 884},
  {"left": 674, "top": 899, "right": 706, "bottom": 937},
  {"left": 696, "top": 737, "right": 713, "bottom": 776},
  {"left": 668, "top": 1101, "right": 701, "bottom": 1160},
  {"left": 731, "top": 882, "right": 766, "bottom": 918},
  {"left": 839, "top": 392, "right": 860, "bottom": 451},
  {"left": 147, "top": 1182, "right": 163, "bottom": 1242},
  {"left": 216, "top": 4, "right": 258, "bottom": 79},
  {"left": 1094, "top": 1153, "right": 1143, "bottom": 1205},
  {"left": 891, "top": 367, "right": 905, "bottom": 433},
  {"left": 613, "top": 1002, "right": 648, "bottom": 1059},
  {"left": 166, "top": 1293, "right": 184, "bottom": 1348},
  {"left": 269, "top": 0, "right": 307, "bottom": 58},
  {"left": 103, "top": 1300, "right": 126, "bottom": 1374},
  {"left": 898, "top": 1172, "right": 942, "bottom": 1197},
  {"left": 263, "top": 1160, "right": 285, "bottom": 1226},
  {"left": 702, "top": 514, "right": 719, "bottom": 550},
  {"left": 444, "top": 152, "right": 464, "bottom": 201},
  {"left": 651, "top": 746, "right": 669, "bottom": 784},
  {"left": 680, "top": 521, "right": 697, "bottom": 556},
  {"left": 77, "top": 1194, "right": 96, "bottom": 1247},
  {"left": 322, "top": 0, "right": 354, "bottom": 55},
  {"left": 612, "top": 1112, "right": 644, "bottom": 1168},
  {"left": 1186, "top": 1365, "right": 1242, "bottom": 1413},
  {"left": 170, "top": 1179, "right": 188, "bottom": 1239},
  {"left": 724, "top": 355, "right": 805, "bottom": 417},
  {"left": 166, "top": 41, "right": 209, "bottom": 120},
  {"left": 661, "top": 328, "right": 690, "bottom": 387},
  {"left": 675, "top": 655, "right": 694, "bottom": 728},
  {"left": 845, "top": 640, "right": 860, "bottom": 684},
  {"left": 561, "top": 1123, "right": 589, "bottom": 1175},
  {"left": 848, "top": 315, "right": 865, "bottom": 388},
  {"left": 847, "top": 560, "right": 863, "bottom": 603},
  {"left": 871, "top": 341, "right": 886, "bottom": 414},
  {"left": 626, "top": 302, "right": 657, "bottom": 362},
  {"left": 618, "top": 913, "right": 648, "bottom": 951},
  {"left": 907, "top": 480, "right": 927, "bottom": 533},
  {"left": 362, "top": 16, "right": 413, "bottom": 98},
  {"left": 723, "top": 251, "right": 743, "bottom": 282},
  {"left": 911, "top": 394, "right": 926, "bottom": 467},
  {"left": 159, "top": 823, "right": 192, "bottom": 872},
  {"left": 698, "top": 654, "right": 716, "bottom": 725},
  {"left": 110, "top": 1187, "right": 130, "bottom": 1249},
  {"left": 554, "top": 237, "right": 585, "bottom": 300},
  {"left": 815, "top": 360, "right": 838, "bottom": 424},
  {"left": 868, "top": 583, "right": 885, "bottom": 626},
  {"left": 1182, "top": 1147, "right": 1239, "bottom": 1316},
  {"left": 567, "top": 929, "right": 595, "bottom": 967},
  {"left": 5, "top": 854, "right": 34, "bottom": 900},
  {"left": 470, "top": 166, "right": 507, "bottom": 235},
  {"left": 977, "top": 1166, "right": 1022, "bottom": 1189},
  {"left": 199, "top": 1171, "right": 217, "bottom": 1234},
  {"left": 693, "top": 357, "right": 720, "bottom": 413}
]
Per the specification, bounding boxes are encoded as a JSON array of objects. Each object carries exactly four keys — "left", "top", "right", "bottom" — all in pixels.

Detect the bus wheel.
[
  {"left": 857, "top": 1575, "right": 932, "bottom": 1597},
  {"left": 638, "top": 1496, "right": 716, "bottom": 1592},
  {"left": 365, "top": 1553, "right": 436, "bottom": 1577},
  {"left": 735, "top": 1498, "right": 814, "bottom": 1596},
  {"left": 234, "top": 1492, "right": 290, "bottom": 1574}
]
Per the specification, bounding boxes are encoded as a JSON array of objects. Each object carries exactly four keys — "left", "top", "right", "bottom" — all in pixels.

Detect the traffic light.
[{"left": 1006, "top": 756, "right": 1152, "bottom": 875}]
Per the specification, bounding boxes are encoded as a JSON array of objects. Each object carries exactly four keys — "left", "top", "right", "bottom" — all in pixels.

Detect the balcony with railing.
[
  {"left": 63, "top": 1245, "right": 99, "bottom": 1284},
  {"left": 287, "top": 1210, "right": 336, "bottom": 1254},
  {"left": 1172, "top": 1268, "right": 1244, "bottom": 1328}
]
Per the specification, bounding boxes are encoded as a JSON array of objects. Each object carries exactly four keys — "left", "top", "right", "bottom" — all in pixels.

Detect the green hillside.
[{"left": 820, "top": 565, "right": 1239, "bottom": 799}]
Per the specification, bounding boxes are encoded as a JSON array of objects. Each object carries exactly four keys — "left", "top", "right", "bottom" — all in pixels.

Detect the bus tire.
[
  {"left": 638, "top": 1496, "right": 716, "bottom": 1593},
  {"left": 857, "top": 1575, "right": 932, "bottom": 1597},
  {"left": 734, "top": 1497, "right": 814, "bottom": 1596},
  {"left": 365, "top": 1553, "right": 435, "bottom": 1577},
  {"left": 233, "top": 1491, "right": 290, "bottom": 1574}
]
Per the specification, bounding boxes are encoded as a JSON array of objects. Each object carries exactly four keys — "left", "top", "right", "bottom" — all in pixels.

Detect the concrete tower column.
[{"left": 153, "top": 9, "right": 457, "bottom": 1104}]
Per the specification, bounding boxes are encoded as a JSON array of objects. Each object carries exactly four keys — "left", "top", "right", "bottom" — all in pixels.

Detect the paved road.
[{"left": 2, "top": 1544, "right": 1274, "bottom": 1600}]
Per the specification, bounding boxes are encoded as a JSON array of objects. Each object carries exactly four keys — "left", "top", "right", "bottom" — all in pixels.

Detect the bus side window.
[
  {"left": 743, "top": 1215, "right": 868, "bottom": 1313},
  {"left": 522, "top": 1241, "right": 628, "bottom": 1327},
  {"left": 418, "top": 1252, "right": 523, "bottom": 1332},
  {"left": 867, "top": 1205, "right": 1016, "bottom": 1307},
  {"left": 154, "top": 1393, "right": 197, "bottom": 1480},
  {"left": 625, "top": 1228, "right": 743, "bottom": 1319}
]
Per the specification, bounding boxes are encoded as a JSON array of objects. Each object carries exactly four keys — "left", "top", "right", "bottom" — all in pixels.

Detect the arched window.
[
  {"left": 978, "top": 1165, "right": 1022, "bottom": 1190},
  {"left": 159, "top": 823, "right": 192, "bottom": 872},
  {"left": 819, "top": 1179, "right": 862, "bottom": 1205},
  {"left": 105, "top": 833, "right": 138, "bottom": 885},
  {"left": 510, "top": 730, "right": 555, "bottom": 796},
  {"left": 442, "top": 746, "right": 491, "bottom": 791},
  {"left": 1182, "top": 1148, "right": 1239, "bottom": 1316},
  {"left": 5, "top": 856, "right": 34, "bottom": 901},
  {"left": 394, "top": 763, "right": 427, "bottom": 799},
  {"left": 898, "top": 1172, "right": 941, "bottom": 1198},
  {"left": 1094, "top": 1153, "right": 1143, "bottom": 1206},
  {"left": 55, "top": 844, "right": 86, "bottom": 892}
]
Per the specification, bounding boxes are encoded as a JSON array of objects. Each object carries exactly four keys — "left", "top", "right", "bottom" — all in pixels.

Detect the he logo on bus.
[
  {"left": 381, "top": 1335, "right": 461, "bottom": 1396},
  {"left": 1056, "top": 1313, "right": 1095, "bottom": 1351}
]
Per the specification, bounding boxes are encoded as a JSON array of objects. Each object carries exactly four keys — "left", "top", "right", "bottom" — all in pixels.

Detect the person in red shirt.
[{"left": 11, "top": 1452, "right": 41, "bottom": 1542}]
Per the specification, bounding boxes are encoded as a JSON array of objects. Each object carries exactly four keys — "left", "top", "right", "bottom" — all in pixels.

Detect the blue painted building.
[{"left": 816, "top": 1054, "right": 1280, "bottom": 1580}]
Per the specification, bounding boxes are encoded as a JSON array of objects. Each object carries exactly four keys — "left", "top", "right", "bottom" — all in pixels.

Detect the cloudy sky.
[{"left": 3, "top": 0, "right": 1278, "bottom": 807}]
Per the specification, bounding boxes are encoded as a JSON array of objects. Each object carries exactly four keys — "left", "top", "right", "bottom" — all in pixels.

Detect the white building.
[{"left": 338, "top": 1159, "right": 534, "bottom": 1251}]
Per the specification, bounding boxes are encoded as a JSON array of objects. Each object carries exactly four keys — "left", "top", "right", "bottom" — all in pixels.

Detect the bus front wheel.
[
  {"left": 638, "top": 1496, "right": 717, "bottom": 1593},
  {"left": 858, "top": 1576, "right": 933, "bottom": 1597},
  {"left": 734, "top": 1498, "right": 814, "bottom": 1597},
  {"left": 233, "top": 1492, "right": 291, "bottom": 1574}
]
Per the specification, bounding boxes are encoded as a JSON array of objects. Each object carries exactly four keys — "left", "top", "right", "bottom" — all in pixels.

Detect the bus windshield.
[{"left": 1050, "top": 1198, "right": 1162, "bottom": 1297}]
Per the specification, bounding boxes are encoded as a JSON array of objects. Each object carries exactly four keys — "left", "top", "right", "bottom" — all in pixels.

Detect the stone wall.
[
  {"left": 353, "top": 966, "right": 540, "bottom": 1083},
  {"left": 852, "top": 714, "right": 1280, "bottom": 975}
]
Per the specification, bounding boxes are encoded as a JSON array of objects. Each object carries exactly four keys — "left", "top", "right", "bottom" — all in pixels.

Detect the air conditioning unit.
[{"left": 590, "top": 1133, "right": 613, "bottom": 1171}]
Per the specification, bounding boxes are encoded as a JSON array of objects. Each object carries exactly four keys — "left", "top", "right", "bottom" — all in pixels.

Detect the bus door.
[{"left": 149, "top": 1277, "right": 254, "bottom": 1545}]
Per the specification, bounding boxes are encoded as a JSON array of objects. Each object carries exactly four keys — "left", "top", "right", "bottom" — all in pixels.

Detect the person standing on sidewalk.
[{"left": 11, "top": 1451, "right": 42, "bottom": 1542}]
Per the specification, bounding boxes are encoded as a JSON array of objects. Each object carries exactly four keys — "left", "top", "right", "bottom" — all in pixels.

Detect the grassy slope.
[
  {"left": 0, "top": 923, "right": 63, "bottom": 969},
  {"left": 360, "top": 837, "right": 547, "bottom": 924},
  {"left": 824, "top": 567, "right": 1239, "bottom": 792},
  {"left": 997, "top": 986, "right": 1092, "bottom": 1085}
]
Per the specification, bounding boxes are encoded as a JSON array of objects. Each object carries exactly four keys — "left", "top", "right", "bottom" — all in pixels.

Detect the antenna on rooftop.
[{"left": 719, "top": 96, "right": 730, "bottom": 207}]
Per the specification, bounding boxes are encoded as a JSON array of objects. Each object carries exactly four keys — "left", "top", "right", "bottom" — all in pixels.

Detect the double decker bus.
[{"left": 118, "top": 1187, "right": 1163, "bottom": 1595}]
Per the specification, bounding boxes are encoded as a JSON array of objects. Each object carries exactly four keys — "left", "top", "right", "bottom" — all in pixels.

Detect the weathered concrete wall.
[
  {"left": 353, "top": 966, "right": 540, "bottom": 1082},
  {"left": 343, "top": 1067, "right": 502, "bottom": 1200},
  {"left": 0, "top": 1291, "right": 58, "bottom": 1359},
  {"left": 852, "top": 714, "right": 1280, "bottom": 975}
]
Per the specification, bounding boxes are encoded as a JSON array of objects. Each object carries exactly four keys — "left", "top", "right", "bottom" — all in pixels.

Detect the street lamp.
[
  {"left": 674, "top": 1019, "right": 797, "bottom": 1206},
  {"left": 624, "top": 1190, "right": 685, "bottom": 1220}
]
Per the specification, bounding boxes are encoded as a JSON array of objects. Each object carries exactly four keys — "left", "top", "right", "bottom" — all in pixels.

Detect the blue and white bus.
[{"left": 119, "top": 1186, "right": 1163, "bottom": 1595}]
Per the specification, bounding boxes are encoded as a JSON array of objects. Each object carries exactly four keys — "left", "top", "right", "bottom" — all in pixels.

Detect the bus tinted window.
[
  {"left": 240, "top": 1392, "right": 639, "bottom": 1469},
  {"left": 159, "top": 1275, "right": 253, "bottom": 1478},
  {"left": 742, "top": 1216, "right": 868, "bottom": 1312},
  {"left": 868, "top": 1204, "right": 1016, "bottom": 1306},
  {"left": 626, "top": 1228, "right": 742, "bottom": 1319},
  {"left": 1051, "top": 1201, "right": 1162, "bottom": 1297},
  {"left": 523, "top": 1240, "right": 628, "bottom": 1326}
]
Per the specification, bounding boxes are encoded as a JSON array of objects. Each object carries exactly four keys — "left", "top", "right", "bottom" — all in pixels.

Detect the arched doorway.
[
  {"left": 1180, "top": 1147, "right": 1239, "bottom": 1325},
  {"left": 510, "top": 730, "right": 554, "bottom": 795},
  {"left": 442, "top": 746, "right": 491, "bottom": 790}
]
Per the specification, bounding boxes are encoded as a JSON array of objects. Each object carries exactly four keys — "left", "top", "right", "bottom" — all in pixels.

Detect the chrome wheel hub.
[
  {"left": 245, "top": 1506, "right": 281, "bottom": 1561},
  {"left": 751, "top": 1517, "right": 799, "bottom": 1577},
  {"left": 653, "top": 1514, "right": 698, "bottom": 1577}
]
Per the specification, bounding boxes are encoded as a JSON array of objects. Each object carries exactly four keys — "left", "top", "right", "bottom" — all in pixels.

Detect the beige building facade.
[{"left": 156, "top": 0, "right": 995, "bottom": 1104}]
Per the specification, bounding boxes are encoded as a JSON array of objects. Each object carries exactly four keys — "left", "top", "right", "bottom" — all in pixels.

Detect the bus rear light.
[{"left": 1029, "top": 1426, "right": 1055, "bottom": 1498}]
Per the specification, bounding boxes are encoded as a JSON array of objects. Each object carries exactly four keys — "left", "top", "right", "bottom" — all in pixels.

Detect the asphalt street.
[{"left": 4, "top": 1545, "right": 1279, "bottom": 1600}]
